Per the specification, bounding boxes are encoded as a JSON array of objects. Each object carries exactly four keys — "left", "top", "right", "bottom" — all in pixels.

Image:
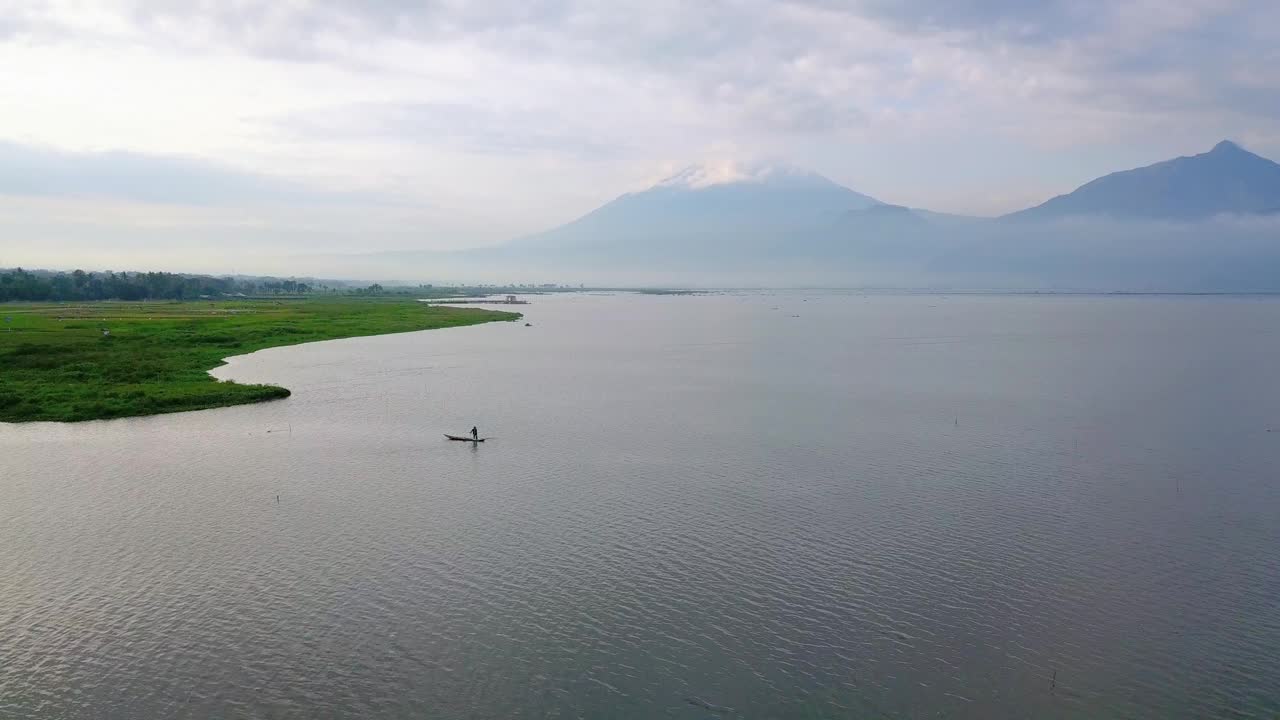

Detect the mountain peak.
[
  {"left": 517, "top": 158, "right": 882, "bottom": 248},
  {"left": 654, "top": 160, "right": 837, "bottom": 191},
  {"left": 1004, "top": 140, "right": 1280, "bottom": 221}
]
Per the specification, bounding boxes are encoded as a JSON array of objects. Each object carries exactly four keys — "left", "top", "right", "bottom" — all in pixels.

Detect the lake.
[{"left": 2, "top": 292, "right": 1278, "bottom": 718}]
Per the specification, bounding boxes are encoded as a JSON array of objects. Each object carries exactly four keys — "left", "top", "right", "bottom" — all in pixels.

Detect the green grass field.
[{"left": 0, "top": 298, "right": 519, "bottom": 423}]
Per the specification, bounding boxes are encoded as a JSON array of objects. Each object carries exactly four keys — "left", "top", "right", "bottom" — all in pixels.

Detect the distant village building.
[{"left": 505, "top": 295, "right": 518, "bottom": 304}]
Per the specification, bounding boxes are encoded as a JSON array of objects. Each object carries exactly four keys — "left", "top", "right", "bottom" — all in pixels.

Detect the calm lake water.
[{"left": 2, "top": 292, "right": 1279, "bottom": 719}]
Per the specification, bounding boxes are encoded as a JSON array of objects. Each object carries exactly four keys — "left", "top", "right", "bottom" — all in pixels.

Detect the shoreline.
[{"left": 0, "top": 298, "right": 519, "bottom": 423}]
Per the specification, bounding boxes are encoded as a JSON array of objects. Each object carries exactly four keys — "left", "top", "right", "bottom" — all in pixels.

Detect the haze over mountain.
[
  {"left": 516, "top": 140, "right": 1280, "bottom": 252},
  {"left": 1005, "top": 141, "right": 1280, "bottom": 221},
  {"left": 4, "top": 2, "right": 1279, "bottom": 282},
  {"left": 365, "top": 141, "right": 1280, "bottom": 290},
  {"left": 517, "top": 161, "right": 882, "bottom": 249}
]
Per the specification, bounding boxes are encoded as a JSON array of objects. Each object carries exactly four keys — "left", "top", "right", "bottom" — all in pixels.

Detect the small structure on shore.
[{"left": 426, "top": 297, "right": 529, "bottom": 305}]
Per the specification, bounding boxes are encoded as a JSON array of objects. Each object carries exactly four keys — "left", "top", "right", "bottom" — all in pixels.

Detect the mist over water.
[
  {"left": 279, "top": 215, "right": 1280, "bottom": 291},
  {"left": 2, "top": 292, "right": 1278, "bottom": 718}
]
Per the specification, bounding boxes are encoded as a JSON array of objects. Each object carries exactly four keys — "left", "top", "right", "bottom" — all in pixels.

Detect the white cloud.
[{"left": 0, "top": 0, "right": 1277, "bottom": 275}]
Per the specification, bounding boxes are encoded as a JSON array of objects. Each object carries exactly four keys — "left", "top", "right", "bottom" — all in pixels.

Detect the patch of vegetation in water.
[{"left": 0, "top": 298, "right": 519, "bottom": 422}]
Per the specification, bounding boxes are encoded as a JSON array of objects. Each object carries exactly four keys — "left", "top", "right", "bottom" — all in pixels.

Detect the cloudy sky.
[{"left": 2, "top": 0, "right": 1278, "bottom": 275}]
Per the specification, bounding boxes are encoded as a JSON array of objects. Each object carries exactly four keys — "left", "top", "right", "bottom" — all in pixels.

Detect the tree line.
[{"left": 0, "top": 268, "right": 315, "bottom": 302}]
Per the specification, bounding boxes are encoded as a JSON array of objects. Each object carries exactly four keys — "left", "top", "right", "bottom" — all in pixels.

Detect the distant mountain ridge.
[
  {"left": 516, "top": 141, "right": 1280, "bottom": 254},
  {"left": 515, "top": 160, "right": 883, "bottom": 249},
  {"left": 353, "top": 141, "right": 1280, "bottom": 290},
  {"left": 1004, "top": 141, "right": 1280, "bottom": 221}
]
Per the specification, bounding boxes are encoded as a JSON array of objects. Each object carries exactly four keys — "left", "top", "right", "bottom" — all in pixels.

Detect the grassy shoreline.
[{"left": 0, "top": 298, "right": 519, "bottom": 423}]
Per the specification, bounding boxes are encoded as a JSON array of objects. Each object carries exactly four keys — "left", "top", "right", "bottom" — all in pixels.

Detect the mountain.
[
  {"left": 1005, "top": 140, "right": 1280, "bottom": 221},
  {"left": 339, "top": 142, "right": 1280, "bottom": 289},
  {"left": 835, "top": 203, "right": 931, "bottom": 232},
  {"left": 823, "top": 203, "right": 938, "bottom": 258},
  {"left": 517, "top": 161, "right": 882, "bottom": 250}
]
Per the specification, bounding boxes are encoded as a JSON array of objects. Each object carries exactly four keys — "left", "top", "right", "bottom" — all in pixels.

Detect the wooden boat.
[{"left": 444, "top": 434, "right": 485, "bottom": 442}]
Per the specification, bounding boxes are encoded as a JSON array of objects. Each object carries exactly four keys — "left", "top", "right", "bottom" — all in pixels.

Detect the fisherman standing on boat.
[{"left": 471, "top": 426, "right": 479, "bottom": 441}]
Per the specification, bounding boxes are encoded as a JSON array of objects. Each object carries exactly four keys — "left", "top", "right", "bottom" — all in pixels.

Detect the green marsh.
[{"left": 0, "top": 298, "right": 518, "bottom": 422}]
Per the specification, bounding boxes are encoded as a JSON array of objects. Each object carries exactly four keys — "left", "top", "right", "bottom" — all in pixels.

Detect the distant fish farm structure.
[{"left": 425, "top": 295, "right": 529, "bottom": 305}]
